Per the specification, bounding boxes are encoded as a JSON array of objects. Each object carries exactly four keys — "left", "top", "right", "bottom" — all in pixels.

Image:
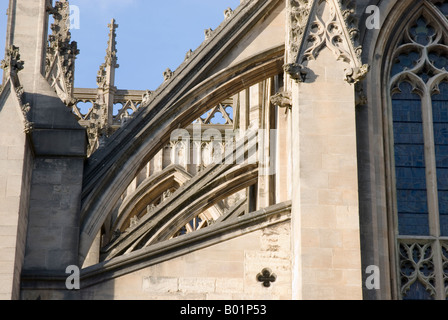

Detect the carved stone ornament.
[
  {"left": 257, "top": 268, "right": 277, "bottom": 288},
  {"left": 292, "top": 0, "right": 369, "bottom": 85},
  {"left": 46, "top": 0, "right": 80, "bottom": 106},
  {"left": 0, "top": 45, "right": 25, "bottom": 76},
  {"left": 345, "top": 64, "right": 370, "bottom": 84},
  {"left": 141, "top": 90, "right": 153, "bottom": 108},
  {"left": 13, "top": 82, "right": 34, "bottom": 134},
  {"left": 163, "top": 68, "right": 174, "bottom": 82},
  {"left": 288, "top": 0, "right": 313, "bottom": 63},
  {"left": 270, "top": 91, "right": 292, "bottom": 109},
  {"left": 224, "top": 7, "right": 234, "bottom": 20},
  {"left": 284, "top": 63, "right": 310, "bottom": 82},
  {"left": 204, "top": 28, "right": 213, "bottom": 40}
]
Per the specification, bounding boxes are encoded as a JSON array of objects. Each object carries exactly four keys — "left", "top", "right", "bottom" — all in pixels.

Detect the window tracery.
[{"left": 389, "top": 2, "right": 448, "bottom": 300}]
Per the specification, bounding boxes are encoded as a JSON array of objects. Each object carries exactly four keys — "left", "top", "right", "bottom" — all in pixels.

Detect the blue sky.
[{"left": 0, "top": 0, "right": 240, "bottom": 90}]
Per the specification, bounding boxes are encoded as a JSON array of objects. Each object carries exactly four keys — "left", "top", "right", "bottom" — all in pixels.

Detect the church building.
[{"left": 0, "top": 0, "right": 447, "bottom": 300}]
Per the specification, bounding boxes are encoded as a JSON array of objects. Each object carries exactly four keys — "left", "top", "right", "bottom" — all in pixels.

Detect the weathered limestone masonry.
[
  {"left": 0, "top": 0, "right": 86, "bottom": 299},
  {"left": 286, "top": 0, "right": 367, "bottom": 299},
  {"left": 5, "top": 0, "right": 428, "bottom": 300},
  {"left": 0, "top": 67, "right": 33, "bottom": 300}
]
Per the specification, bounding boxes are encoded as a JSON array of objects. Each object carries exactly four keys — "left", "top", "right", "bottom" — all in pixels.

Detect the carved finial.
[
  {"left": 163, "top": 68, "right": 173, "bottom": 82},
  {"left": 106, "top": 19, "right": 119, "bottom": 68},
  {"left": 185, "top": 49, "right": 193, "bottom": 61},
  {"left": 141, "top": 90, "right": 153, "bottom": 107},
  {"left": 97, "top": 19, "right": 119, "bottom": 88},
  {"left": 224, "top": 8, "right": 233, "bottom": 19},
  {"left": 1, "top": 45, "right": 24, "bottom": 76},
  {"left": 204, "top": 28, "right": 213, "bottom": 40}
]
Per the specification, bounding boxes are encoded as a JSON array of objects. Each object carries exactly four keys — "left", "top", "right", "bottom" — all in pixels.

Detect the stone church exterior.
[{"left": 0, "top": 0, "right": 447, "bottom": 300}]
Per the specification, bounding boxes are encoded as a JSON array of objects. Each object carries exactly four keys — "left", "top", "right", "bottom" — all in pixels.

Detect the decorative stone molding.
[
  {"left": 294, "top": 0, "right": 369, "bottom": 84},
  {"left": 283, "top": 63, "right": 309, "bottom": 82},
  {"left": 288, "top": 0, "right": 313, "bottom": 63}
]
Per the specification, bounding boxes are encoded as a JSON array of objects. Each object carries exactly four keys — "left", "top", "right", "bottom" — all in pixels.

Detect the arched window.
[{"left": 388, "top": 2, "right": 448, "bottom": 300}]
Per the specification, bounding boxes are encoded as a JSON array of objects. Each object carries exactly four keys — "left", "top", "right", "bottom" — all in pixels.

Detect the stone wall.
[
  {"left": 21, "top": 220, "right": 291, "bottom": 300},
  {"left": 0, "top": 85, "right": 32, "bottom": 300}
]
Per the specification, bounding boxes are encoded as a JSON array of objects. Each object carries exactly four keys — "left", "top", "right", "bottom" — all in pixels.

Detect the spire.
[
  {"left": 89, "top": 19, "right": 120, "bottom": 155},
  {"left": 97, "top": 19, "right": 119, "bottom": 89}
]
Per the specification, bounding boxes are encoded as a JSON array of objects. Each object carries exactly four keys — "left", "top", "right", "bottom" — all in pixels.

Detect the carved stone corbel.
[
  {"left": 270, "top": 91, "right": 292, "bottom": 110},
  {"left": 345, "top": 64, "right": 370, "bottom": 84},
  {"left": 284, "top": 63, "right": 309, "bottom": 83}
]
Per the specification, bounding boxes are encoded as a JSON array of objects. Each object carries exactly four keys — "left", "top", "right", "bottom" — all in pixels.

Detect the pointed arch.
[{"left": 356, "top": 0, "right": 448, "bottom": 300}]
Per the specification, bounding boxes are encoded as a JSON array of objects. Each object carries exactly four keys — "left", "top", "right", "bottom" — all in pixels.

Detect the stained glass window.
[
  {"left": 433, "top": 82, "right": 448, "bottom": 236},
  {"left": 392, "top": 82, "right": 429, "bottom": 236},
  {"left": 389, "top": 2, "right": 448, "bottom": 300}
]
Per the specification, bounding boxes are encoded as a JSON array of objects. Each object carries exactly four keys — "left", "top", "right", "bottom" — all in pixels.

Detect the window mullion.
[
  {"left": 422, "top": 89, "right": 444, "bottom": 300},
  {"left": 421, "top": 91, "right": 441, "bottom": 237}
]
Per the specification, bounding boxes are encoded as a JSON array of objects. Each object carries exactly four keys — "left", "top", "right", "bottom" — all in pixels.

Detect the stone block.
[
  {"left": 215, "top": 278, "right": 244, "bottom": 294},
  {"left": 302, "top": 268, "right": 344, "bottom": 286},
  {"left": 301, "top": 228, "right": 320, "bottom": 248},
  {"left": 142, "top": 277, "right": 179, "bottom": 294},
  {"left": 206, "top": 292, "right": 233, "bottom": 300},
  {"left": 336, "top": 206, "right": 361, "bottom": 230},
  {"left": 179, "top": 278, "right": 216, "bottom": 294},
  {"left": 318, "top": 229, "right": 343, "bottom": 249},
  {"left": 332, "top": 248, "right": 363, "bottom": 270},
  {"left": 6, "top": 176, "right": 22, "bottom": 198},
  {"left": 301, "top": 247, "right": 333, "bottom": 269},
  {"left": 0, "top": 160, "right": 24, "bottom": 176},
  {"left": 7, "top": 146, "right": 24, "bottom": 161},
  {"left": 301, "top": 205, "right": 337, "bottom": 229},
  {"left": 0, "top": 146, "right": 8, "bottom": 160}
]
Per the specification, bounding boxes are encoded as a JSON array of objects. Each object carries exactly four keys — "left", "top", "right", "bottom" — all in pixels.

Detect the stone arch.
[
  {"left": 78, "top": 48, "right": 284, "bottom": 264},
  {"left": 112, "top": 165, "right": 193, "bottom": 233},
  {"left": 101, "top": 162, "right": 259, "bottom": 261}
]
